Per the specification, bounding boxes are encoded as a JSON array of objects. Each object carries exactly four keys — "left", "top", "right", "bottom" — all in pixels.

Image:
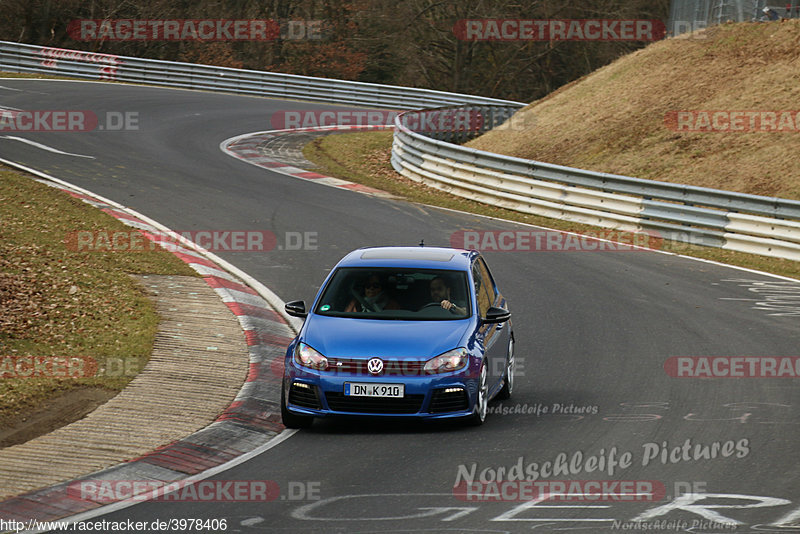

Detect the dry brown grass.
[{"left": 468, "top": 20, "right": 800, "bottom": 200}]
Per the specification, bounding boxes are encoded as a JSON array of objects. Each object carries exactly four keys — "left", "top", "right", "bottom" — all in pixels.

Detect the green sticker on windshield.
[{"left": 320, "top": 304, "right": 331, "bottom": 311}]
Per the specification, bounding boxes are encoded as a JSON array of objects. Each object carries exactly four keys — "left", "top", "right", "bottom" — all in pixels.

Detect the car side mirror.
[
  {"left": 483, "top": 306, "right": 511, "bottom": 324},
  {"left": 285, "top": 300, "right": 308, "bottom": 318}
]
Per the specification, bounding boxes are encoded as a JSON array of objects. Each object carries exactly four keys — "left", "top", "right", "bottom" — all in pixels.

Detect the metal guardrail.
[
  {"left": 0, "top": 41, "right": 522, "bottom": 110},
  {"left": 2, "top": 40, "right": 799, "bottom": 260},
  {"left": 392, "top": 107, "right": 800, "bottom": 261}
]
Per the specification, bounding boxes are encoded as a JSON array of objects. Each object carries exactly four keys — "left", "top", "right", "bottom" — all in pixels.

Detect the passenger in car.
[{"left": 345, "top": 274, "right": 401, "bottom": 312}]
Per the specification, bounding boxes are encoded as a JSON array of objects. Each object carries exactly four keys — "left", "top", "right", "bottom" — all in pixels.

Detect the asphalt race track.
[{"left": 1, "top": 79, "right": 799, "bottom": 533}]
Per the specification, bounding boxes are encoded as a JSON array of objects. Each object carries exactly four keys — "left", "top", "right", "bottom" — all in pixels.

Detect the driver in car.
[{"left": 426, "top": 276, "right": 467, "bottom": 315}]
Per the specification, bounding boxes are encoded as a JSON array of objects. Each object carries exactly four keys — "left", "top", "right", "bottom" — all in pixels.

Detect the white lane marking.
[
  {"left": 770, "top": 502, "right": 800, "bottom": 527},
  {"left": 632, "top": 493, "right": 791, "bottom": 525},
  {"left": 0, "top": 135, "right": 95, "bottom": 159},
  {"left": 292, "top": 493, "right": 478, "bottom": 521},
  {"left": 240, "top": 517, "right": 265, "bottom": 527},
  {"left": 491, "top": 493, "right": 612, "bottom": 523},
  {"left": 0, "top": 83, "right": 48, "bottom": 94},
  {"left": 718, "top": 279, "right": 800, "bottom": 317}
]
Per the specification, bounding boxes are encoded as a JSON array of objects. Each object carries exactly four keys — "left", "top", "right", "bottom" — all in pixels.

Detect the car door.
[{"left": 472, "top": 256, "right": 509, "bottom": 390}]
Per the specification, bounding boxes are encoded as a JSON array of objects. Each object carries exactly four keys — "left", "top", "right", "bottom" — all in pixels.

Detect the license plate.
[{"left": 344, "top": 383, "right": 404, "bottom": 398}]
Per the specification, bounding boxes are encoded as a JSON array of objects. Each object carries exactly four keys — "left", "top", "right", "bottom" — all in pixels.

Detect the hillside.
[{"left": 468, "top": 20, "right": 800, "bottom": 200}]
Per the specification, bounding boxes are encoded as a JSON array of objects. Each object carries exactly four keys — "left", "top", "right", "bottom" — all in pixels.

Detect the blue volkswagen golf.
[{"left": 281, "top": 246, "right": 514, "bottom": 428}]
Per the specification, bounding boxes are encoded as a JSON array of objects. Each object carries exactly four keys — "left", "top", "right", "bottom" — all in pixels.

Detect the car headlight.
[
  {"left": 424, "top": 348, "right": 469, "bottom": 374},
  {"left": 294, "top": 342, "right": 328, "bottom": 370}
]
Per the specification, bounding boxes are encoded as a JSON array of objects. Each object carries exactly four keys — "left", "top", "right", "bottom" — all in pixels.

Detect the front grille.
[
  {"left": 429, "top": 388, "right": 469, "bottom": 413},
  {"left": 325, "top": 392, "right": 425, "bottom": 414},
  {"left": 326, "top": 358, "right": 427, "bottom": 376},
  {"left": 288, "top": 382, "right": 322, "bottom": 409}
]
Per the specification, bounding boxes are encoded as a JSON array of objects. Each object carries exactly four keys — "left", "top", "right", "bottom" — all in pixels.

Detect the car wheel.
[
  {"left": 497, "top": 337, "right": 515, "bottom": 400},
  {"left": 281, "top": 381, "right": 314, "bottom": 429},
  {"left": 467, "top": 361, "right": 488, "bottom": 426}
]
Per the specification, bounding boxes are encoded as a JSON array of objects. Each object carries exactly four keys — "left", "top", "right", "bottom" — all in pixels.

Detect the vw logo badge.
[{"left": 367, "top": 358, "right": 384, "bottom": 375}]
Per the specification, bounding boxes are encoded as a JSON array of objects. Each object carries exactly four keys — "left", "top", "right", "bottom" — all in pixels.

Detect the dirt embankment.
[{"left": 469, "top": 20, "right": 800, "bottom": 200}]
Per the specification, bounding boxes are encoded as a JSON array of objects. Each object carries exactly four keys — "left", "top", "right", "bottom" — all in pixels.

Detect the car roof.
[{"left": 335, "top": 246, "right": 476, "bottom": 270}]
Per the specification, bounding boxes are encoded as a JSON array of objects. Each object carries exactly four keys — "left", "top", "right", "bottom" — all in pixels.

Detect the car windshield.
[{"left": 314, "top": 267, "right": 471, "bottom": 320}]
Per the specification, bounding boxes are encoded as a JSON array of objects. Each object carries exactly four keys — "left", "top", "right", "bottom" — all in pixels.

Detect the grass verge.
[
  {"left": 303, "top": 130, "right": 800, "bottom": 280},
  {"left": 0, "top": 71, "right": 80, "bottom": 80},
  {"left": 468, "top": 21, "right": 800, "bottom": 201},
  {"left": 0, "top": 165, "right": 197, "bottom": 433}
]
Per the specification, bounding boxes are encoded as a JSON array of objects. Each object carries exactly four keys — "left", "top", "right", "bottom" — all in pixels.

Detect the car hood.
[{"left": 301, "top": 314, "right": 471, "bottom": 359}]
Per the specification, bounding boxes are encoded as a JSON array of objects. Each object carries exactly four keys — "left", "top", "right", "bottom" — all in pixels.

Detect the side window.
[
  {"left": 471, "top": 264, "right": 482, "bottom": 295},
  {"left": 472, "top": 262, "right": 491, "bottom": 317},
  {"left": 476, "top": 258, "right": 497, "bottom": 304}
]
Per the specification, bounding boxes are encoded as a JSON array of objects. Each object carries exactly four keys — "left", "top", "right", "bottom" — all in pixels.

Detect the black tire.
[
  {"left": 281, "top": 383, "right": 314, "bottom": 429},
  {"left": 497, "top": 337, "right": 515, "bottom": 400},
  {"left": 466, "top": 361, "right": 488, "bottom": 426}
]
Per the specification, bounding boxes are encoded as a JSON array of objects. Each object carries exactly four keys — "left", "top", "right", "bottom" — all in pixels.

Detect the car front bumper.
[{"left": 283, "top": 362, "right": 481, "bottom": 419}]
